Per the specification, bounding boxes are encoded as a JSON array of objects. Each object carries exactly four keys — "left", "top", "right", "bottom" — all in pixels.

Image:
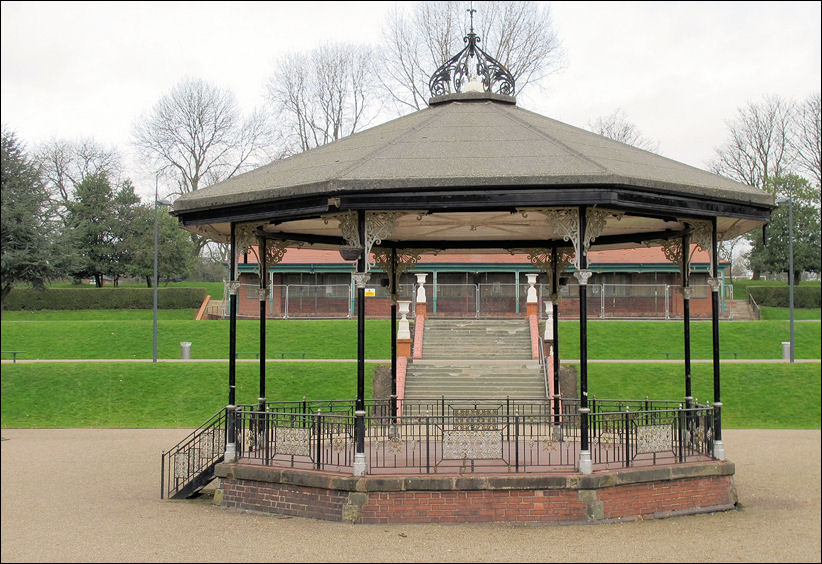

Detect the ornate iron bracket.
[
  {"left": 521, "top": 207, "right": 622, "bottom": 271},
  {"left": 323, "top": 211, "right": 405, "bottom": 271},
  {"left": 372, "top": 248, "right": 439, "bottom": 301},
  {"left": 506, "top": 247, "right": 574, "bottom": 300}
]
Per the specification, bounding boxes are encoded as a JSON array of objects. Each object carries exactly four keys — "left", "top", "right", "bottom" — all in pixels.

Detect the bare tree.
[
  {"left": 36, "top": 138, "right": 121, "bottom": 206},
  {"left": 792, "top": 92, "right": 821, "bottom": 193},
  {"left": 378, "top": 1, "right": 565, "bottom": 112},
  {"left": 267, "top": 43, "right": 377, "bottom": 154},
  {"left": 133, "top": 77, "right": 273, "bottom": 198},
  {"left": 710, "top": 95, "right": 795, "bottom": 191},
  {"left": 588, "top": 109, "right": 660, "bottom": 152}
]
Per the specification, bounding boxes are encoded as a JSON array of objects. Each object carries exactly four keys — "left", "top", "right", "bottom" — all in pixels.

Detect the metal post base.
[
  {"left": 389, "top": 423, "right": 399, "bottom": 439},
  {"left": 552, "top": 424, "right": 563, "bottom": 441},
  {"left": 353, "top": 452, "right": 368, "bottom": 476},
  {"left": 578, "top": 450, "right": 592, "bottom": 474},
  {"left": 224, "top": 443, "right": 237, "bottom": 463},
  {"left": 713, "top": 440, "right": 726, "bottom": 461}
]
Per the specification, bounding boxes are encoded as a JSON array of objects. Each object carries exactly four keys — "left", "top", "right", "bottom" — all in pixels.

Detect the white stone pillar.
[
  {"left": 397, "top": 300, "right": 411, "bottom": 339},
  {"left": 543, "top": 300, "right": 554, "bottom": 341},
  {"left": 415, "top": 273, "right": 428, "bottom": 318},
  {"left": 415, "top": 273, "right": 427, "bottom": 302},
  {"left": 526, "top": 273, "right": 539, "bottom": 302}
]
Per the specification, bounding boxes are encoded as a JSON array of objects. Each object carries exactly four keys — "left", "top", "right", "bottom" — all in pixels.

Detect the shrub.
[
  {"left": 3, "top": 287, "right": 206, "bottom": 310},
  {"left": 747, "top": 286, "right": 821, "bottom": 308}
]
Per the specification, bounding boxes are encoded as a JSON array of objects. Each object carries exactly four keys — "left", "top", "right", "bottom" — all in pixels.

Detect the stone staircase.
[
  {"left": 731, "top": 299, "right": 758, "bottom": 320},
  {"left": 403, "top": 319, "right": 546, "bottom": 401},
  {"left": 421, "top": 319, "right": 533, "bottom": 360}
]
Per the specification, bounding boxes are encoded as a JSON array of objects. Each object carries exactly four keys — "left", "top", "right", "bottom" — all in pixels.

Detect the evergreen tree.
[{"left": 1, "top": 129, "right": 61, "bottom": 309}]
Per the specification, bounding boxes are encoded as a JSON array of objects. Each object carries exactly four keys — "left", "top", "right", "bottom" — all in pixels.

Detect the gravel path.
[{"left": 1, "top": 428, "right": 820, "bottom": 563}]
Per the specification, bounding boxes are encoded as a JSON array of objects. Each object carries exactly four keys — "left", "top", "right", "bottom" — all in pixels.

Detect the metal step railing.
[{"left": 161, "top": 408, "right": 227, "bottom": 499}]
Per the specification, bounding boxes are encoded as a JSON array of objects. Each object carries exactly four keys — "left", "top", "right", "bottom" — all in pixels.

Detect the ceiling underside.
[{"left": 184, "top": 208, "right": 760, "bottom": 254}]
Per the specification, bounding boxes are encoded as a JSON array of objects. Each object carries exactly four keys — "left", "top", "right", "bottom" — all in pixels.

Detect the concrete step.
[
  {"left": 422, "top": 318, "right": 533, "bottom": 360},
  {"left": 731, "top": 299, "right": 757, "bottom": 320}
]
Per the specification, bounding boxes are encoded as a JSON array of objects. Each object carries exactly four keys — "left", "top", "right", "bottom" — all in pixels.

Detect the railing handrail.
[
  {"left": 161, "top": 407, "right": 227, "bottom": 499},
  {"left": 748, "top": 291, "right": 761, "bottom": 320},
  {"left": 231, "top": 401, "right": 716, "bottom": 475},
  {"left": 235, "top": 396, "right": 710, "bottom": 414},
  {"left": 537, "top": 331, "right": 550, "bottom": 400}
]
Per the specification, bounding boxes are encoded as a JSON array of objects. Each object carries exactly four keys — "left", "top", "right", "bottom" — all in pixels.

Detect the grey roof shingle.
[{"left": 173, "top": 96, "right": 772, "bottom": 213}]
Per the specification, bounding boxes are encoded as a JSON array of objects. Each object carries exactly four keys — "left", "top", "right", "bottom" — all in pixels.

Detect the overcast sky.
[{"left": 2, "top": 1, "right": 820, "bottom": 201}]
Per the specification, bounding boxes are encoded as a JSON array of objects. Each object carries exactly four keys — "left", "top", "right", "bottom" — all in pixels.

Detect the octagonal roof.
[{"left": 171, "top": 93, "right": 773, "bottom": 250}]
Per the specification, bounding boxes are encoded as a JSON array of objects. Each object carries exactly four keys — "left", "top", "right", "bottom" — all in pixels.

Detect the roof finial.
[{"left": 428, "top": 5, "right": 516, "bottom": 100}]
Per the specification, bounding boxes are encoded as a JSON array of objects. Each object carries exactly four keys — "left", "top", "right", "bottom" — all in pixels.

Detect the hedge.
[
  {"left": 2, "top": 287, "right": 207, "bottom": 310},
  {"left": 748, "top": 285, "right": 821, "bottom": 308}
]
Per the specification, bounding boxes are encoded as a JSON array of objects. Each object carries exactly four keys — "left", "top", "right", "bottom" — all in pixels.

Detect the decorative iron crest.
[{"left": 428, "top": 29, "right": 515, "bottom": 98}]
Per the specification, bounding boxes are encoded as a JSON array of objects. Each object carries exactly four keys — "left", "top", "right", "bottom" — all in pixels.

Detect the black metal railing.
[
  {"left": 229, "top": 397, "right": 715, "bottom": 476},
  {"left": 161, "top": 408, "right": 227, "bottom": 499}
]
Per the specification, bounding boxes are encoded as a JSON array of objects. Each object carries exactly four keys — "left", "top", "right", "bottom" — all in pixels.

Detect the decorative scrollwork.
[
  {"left": 689, "top": 219, "right": 713, "bottom": 255},
  {"left": 234, "top": 222, "right": 263, "bottom": 260},
  {"left": 522, "top": 207, "right": 621, "bottom": 271},
  {"left": 190, "top": 224, "right": 228, "bottom": 244},
  {"left": 507, "top": 247, "right": 574, "bottom": 299},
  {"left": 428, "top": 30, "right": 515, "bottom": 98},
  {"left": 323, "top": 211, "right": 404, "bottom": 271},
  {"left": 637, "top": 424, "right": 674, "bottom": 454},
  {"left": 372, "top": 248, "right": 439, "bottom": 299},
  {"left": 264, "top": 238, "right": 302, "bottom": 266},
  {"left": 687, "top": 219, "right": 716, "bottom": 276}
]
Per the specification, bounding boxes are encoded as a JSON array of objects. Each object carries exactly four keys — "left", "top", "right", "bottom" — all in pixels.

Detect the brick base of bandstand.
[{"left": 213, "top": 461, "right": 737, "bottom": 524}]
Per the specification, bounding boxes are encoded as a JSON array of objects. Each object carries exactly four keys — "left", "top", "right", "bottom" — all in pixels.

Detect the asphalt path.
[{"left": 1, "top": 428, "right": 820, "bottom": 563}]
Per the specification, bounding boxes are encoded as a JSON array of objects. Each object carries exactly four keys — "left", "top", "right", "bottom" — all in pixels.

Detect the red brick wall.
[
  {"left": 221, "top": 480, "right": 349, "bottom": 521},
  {"left": 217, "top": 471, "right": 736, "bottom": 524}
]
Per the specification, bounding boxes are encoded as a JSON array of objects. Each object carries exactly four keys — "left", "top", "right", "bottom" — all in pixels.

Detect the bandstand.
[{"left": 161, "top": 24, "right": 772, "bottom": 524}]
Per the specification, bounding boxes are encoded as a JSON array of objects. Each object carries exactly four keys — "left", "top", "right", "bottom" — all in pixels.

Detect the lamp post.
[
  {"left": 153, "top": 174, "right": 172, "bottom": 363},
  {"left": 777, "top": 194, "right": 795, "bottom": 363}
]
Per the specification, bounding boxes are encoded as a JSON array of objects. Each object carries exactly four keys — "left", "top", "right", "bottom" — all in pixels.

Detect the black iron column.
[
  {"left": 682, "top": 232, "right": 692, "bottom": 408},
  {"left": 577, "top": 206, "right": 591, "bottom": 472},
  {"left": 259, "top": 238, "right": 267, "bottom": 411},
  {"left": 551, "top": 247, "right": 561, "bottom": 427},
  {"left": 227, "top": 222, "right": 237, "bottom": 454},
  {"left": 710, "top": 218, "right": 724, "bottom": 458},
  {"left": 390, "top": 248, "right": 398, "bottom": 422},
  {"left": 354, "top": 210, "right": 367, "bottom": 474}
]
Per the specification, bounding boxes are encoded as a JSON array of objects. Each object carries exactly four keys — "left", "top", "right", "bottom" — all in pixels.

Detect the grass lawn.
[
  {"left": 1, "top": 361, "right": 817, "bottom": 429},
  {"left": 553, "top": 320, "right": 820, "bottom": 360},
  {"left": 3, "top": 316, "right": 820, "bottom": 360},
  {"left": 1, "top": 319, "right": 395, "bottom": 360},
  {"left": 760, "top": 306, "right": 821, "bottom": 320},
  {"left": 0, "top": 362, "right": 376, "bottom": 428},
  {"left": 730, "top": 279, "right": 820, "bottom": 296},
  {"left": 2, "top": 309, "right": 198, "bottom": 321},
  {"left": 585, "top": 362, "right": 820, "bottom": 429}
]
